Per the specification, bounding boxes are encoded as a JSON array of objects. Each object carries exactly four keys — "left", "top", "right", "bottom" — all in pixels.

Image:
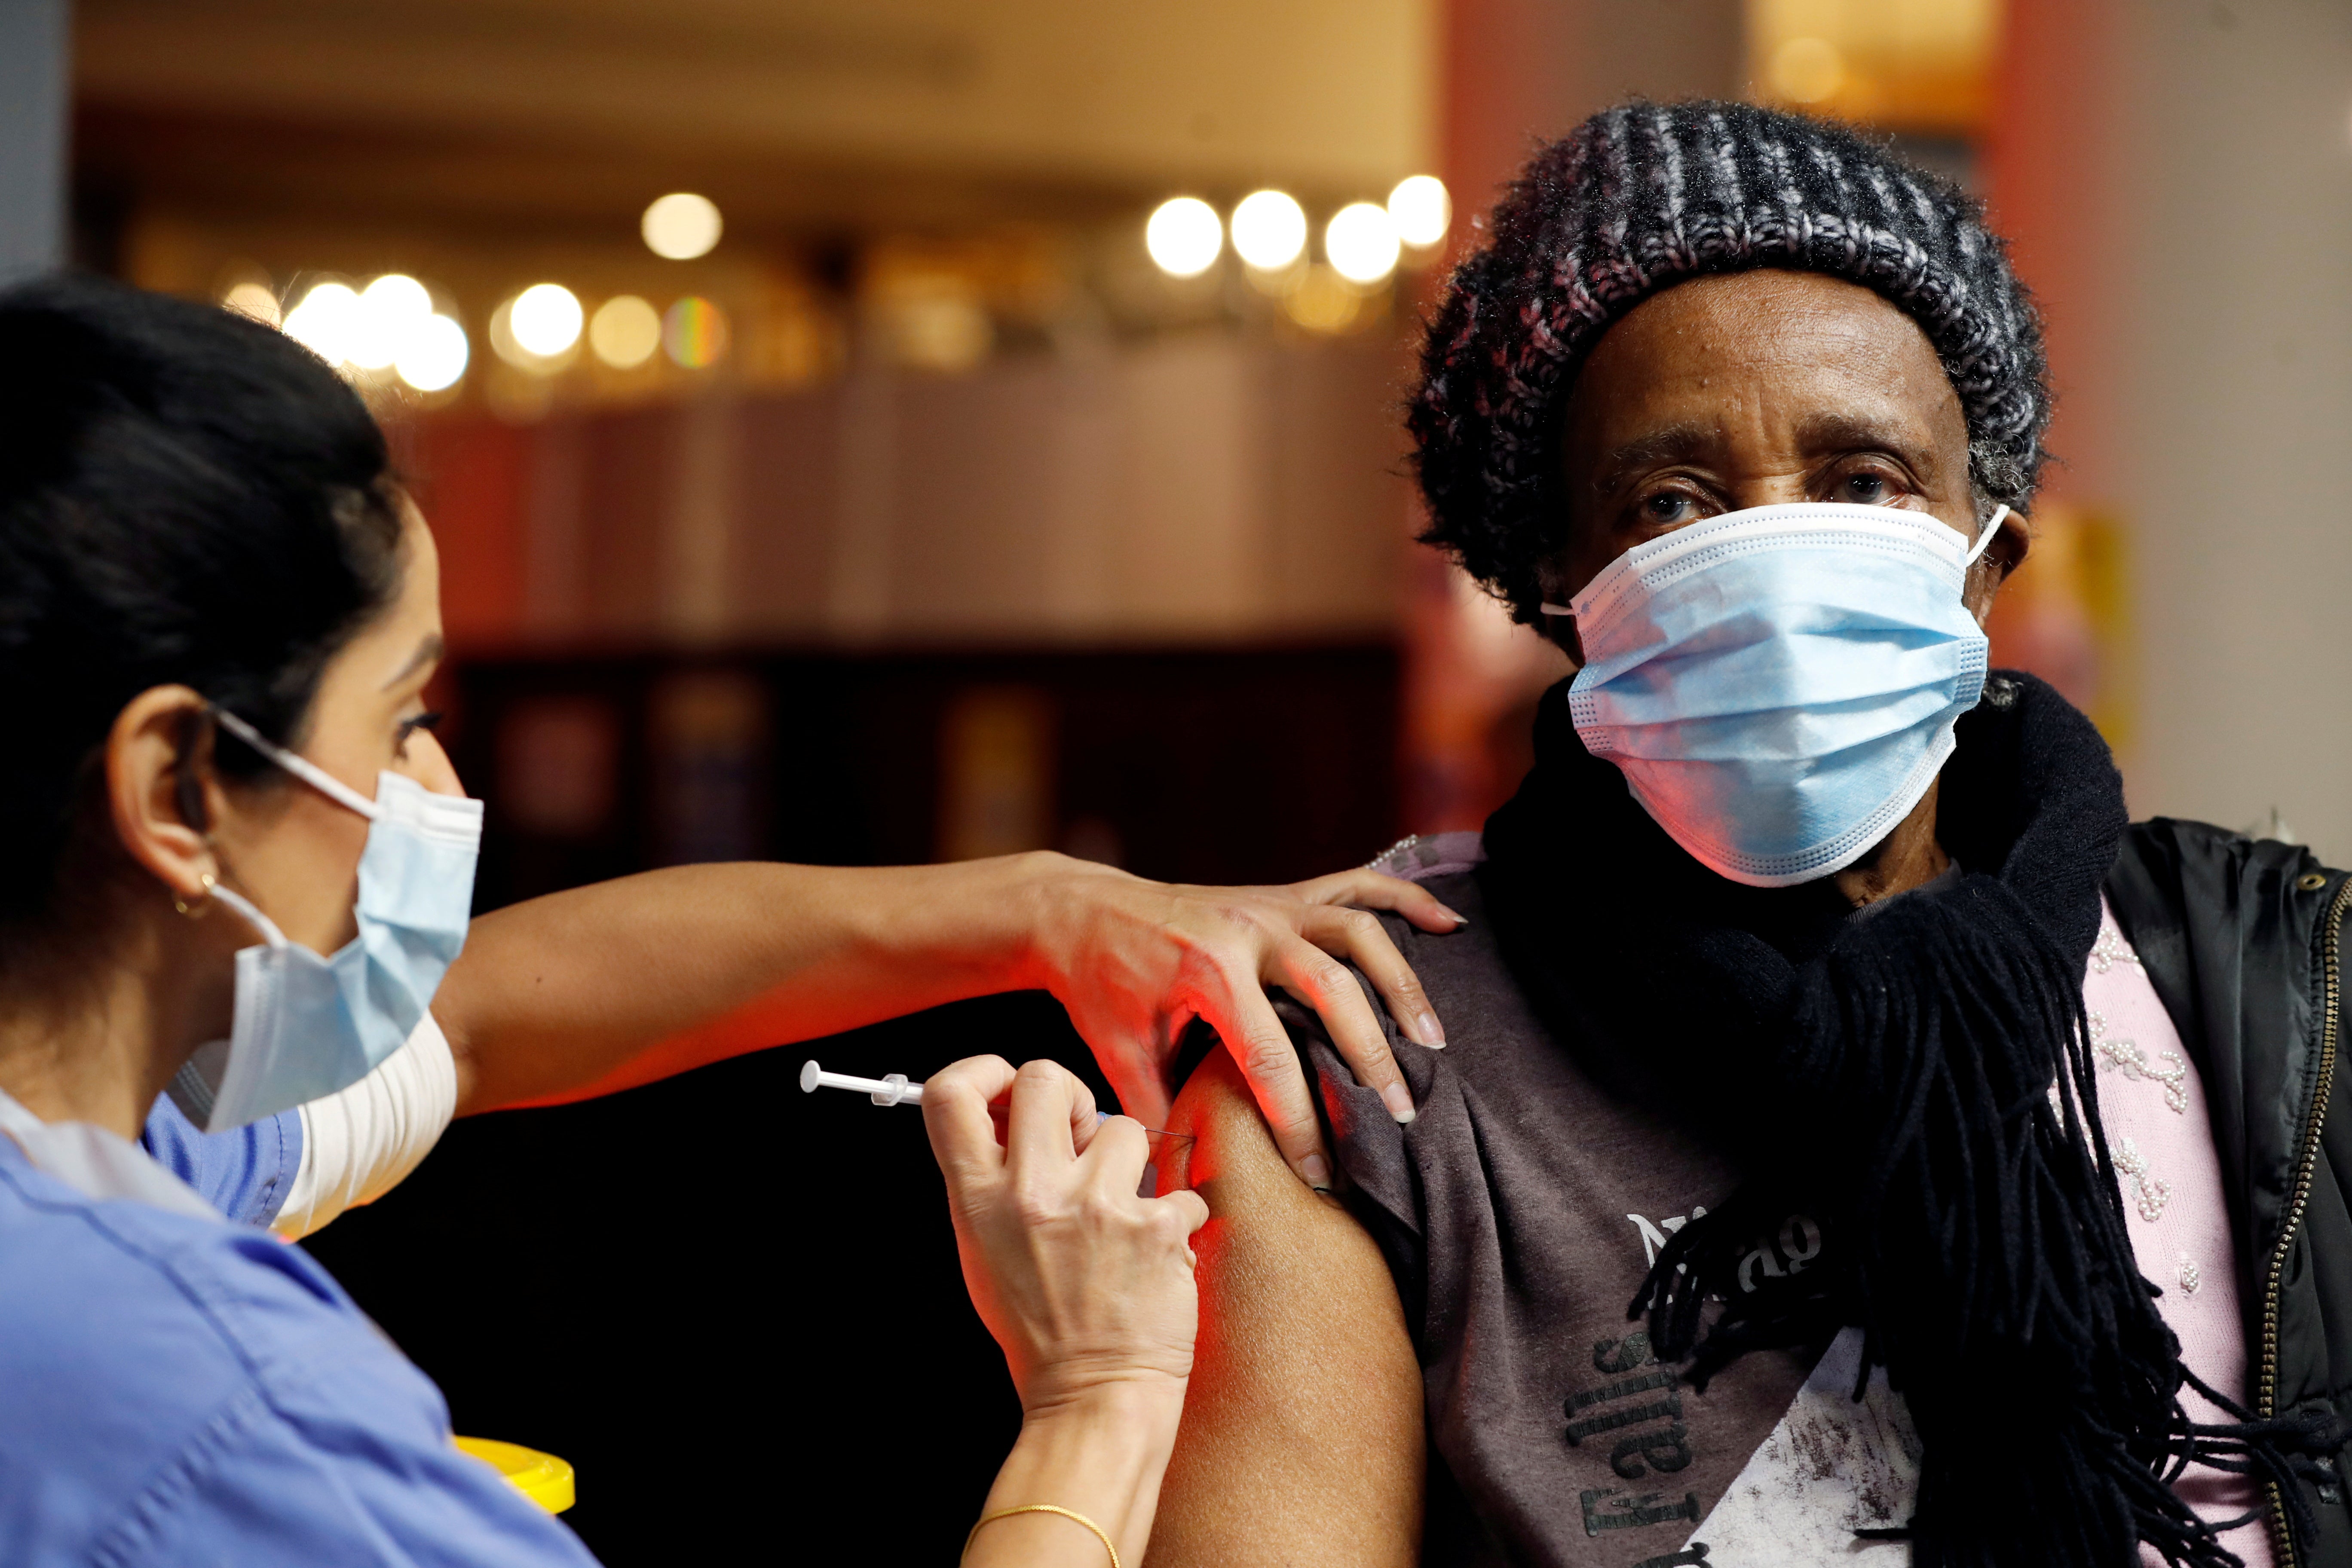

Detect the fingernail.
[
  {"left": 1383, "top": 1081, "right": 1418, "bottom": 1124},
  {"left": 1418, "top": 1011, "right": 1447, "bottom": 1048},
  {"left": 1301, "top": 1153, "right": 1332, "bottom": 1190},
  {"left": 1438, "top": 906, "right": 1469, "bottom": 927}
]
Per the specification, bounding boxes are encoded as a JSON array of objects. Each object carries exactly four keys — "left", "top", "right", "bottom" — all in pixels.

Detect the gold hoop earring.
[{"left": 173, "top": 872, "right": 216, "bottom": 918}]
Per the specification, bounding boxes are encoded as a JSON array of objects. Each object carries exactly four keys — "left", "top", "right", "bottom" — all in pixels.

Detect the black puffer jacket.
[{"left": 2109, "top": 819, "right": 2352, "bottom": 1566}]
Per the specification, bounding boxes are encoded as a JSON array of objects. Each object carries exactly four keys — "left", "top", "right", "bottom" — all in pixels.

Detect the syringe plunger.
[{"left": 799, "top": 1060, "right": 924, "bottom": 1106}]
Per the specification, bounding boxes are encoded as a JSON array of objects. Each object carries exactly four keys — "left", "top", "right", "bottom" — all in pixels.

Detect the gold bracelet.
[{"left": 962, "top": 1504, "right": 1121, "bottom": 1568}]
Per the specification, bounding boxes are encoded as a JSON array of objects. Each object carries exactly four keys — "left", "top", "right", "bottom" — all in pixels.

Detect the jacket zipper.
[{"left": 2260, "top": 874, "right": 2352, "bottom": 1568}]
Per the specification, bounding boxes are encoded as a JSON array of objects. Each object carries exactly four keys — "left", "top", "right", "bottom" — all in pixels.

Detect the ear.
[
  {"left": 1965, "top": 508, "right": 2033, "bottom": 625},
  {"left": 105, "top": 686, "right": 226, "bottom": 908}
]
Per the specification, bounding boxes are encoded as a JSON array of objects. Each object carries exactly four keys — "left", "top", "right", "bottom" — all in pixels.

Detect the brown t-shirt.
[{"left": 1284, "top": 833, "right": 1815, "bottom": 1568}]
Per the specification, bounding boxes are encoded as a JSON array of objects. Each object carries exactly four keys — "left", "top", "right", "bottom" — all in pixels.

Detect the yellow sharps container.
[{"left": 454, "top": 1436, "right": 576, "bottom": 1515}]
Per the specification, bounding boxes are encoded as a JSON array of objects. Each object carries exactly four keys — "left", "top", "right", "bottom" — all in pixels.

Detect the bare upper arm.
[{"left": 1146, "top": 1045, "right": 1424, "bottom": 1567}]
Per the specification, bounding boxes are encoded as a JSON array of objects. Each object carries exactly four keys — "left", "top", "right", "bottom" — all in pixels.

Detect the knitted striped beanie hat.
[{"left": 1409, "top": 100, "right": 2050, "bottom": 622}]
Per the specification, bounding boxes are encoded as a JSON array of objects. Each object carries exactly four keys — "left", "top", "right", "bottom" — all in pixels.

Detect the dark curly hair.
[
  {"left": 1409, "top": 100, "right": 2051, "bottom": 622},
  {"left": 0, "top": 274, "right": 405, "bottom": 934}
]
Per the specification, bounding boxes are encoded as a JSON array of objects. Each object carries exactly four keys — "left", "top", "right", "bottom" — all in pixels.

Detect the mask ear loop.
[
  {"left": 1965, "top": 503, "right": 2011, "bottom": 568},
  {"left": 205, "top": 880, "right": 291, "bottom": 951},
  {"left": 201, "top": 707, "right": 388, "bottom": 952},
  {"left": 210, "top": 707, "right": 384, "bottom": 822},
  {"left": 1535, "top": 602, "right": 1583, "bottom": 673}
]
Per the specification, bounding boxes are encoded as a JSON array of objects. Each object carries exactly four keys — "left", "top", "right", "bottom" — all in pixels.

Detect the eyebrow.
[
  {"left": 1789, "top": 411, "right": 1944, "bottom": 476},
  {"left": 381, "top": 632, "right": 444, "bottom": 691},
  {"left": 1591, "top": 422, "right": 1717, "bottom": 493}
]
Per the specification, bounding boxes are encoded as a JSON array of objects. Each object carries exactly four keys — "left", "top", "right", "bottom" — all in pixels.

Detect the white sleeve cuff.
[{"left": 271, "top": 1010, "right": 459, "bottom": 1240}]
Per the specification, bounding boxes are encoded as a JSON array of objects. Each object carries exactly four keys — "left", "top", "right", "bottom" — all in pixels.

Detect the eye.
[
  {"left": 1837, "top": 470, "right": 1901, "bottom": 506},
  {"left": 1640, "top": 490, "right": 1703, "bottom": 527},
  {"left": 395, "top": 710, "right": 444, "bottom": 756}
]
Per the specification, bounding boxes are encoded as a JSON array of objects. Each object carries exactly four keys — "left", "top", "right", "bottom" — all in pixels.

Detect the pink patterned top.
[{"left": 2088, "top": 896, "right": 2276, "bottom": 1568}]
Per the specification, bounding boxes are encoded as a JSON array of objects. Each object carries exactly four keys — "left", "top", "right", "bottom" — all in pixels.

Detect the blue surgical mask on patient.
[
  {"left": 168, "top": 708, "right": 482, "bottom": 1132},
  {"left": 1542, "top": 501, "right": 2006, "bottom": 889}
]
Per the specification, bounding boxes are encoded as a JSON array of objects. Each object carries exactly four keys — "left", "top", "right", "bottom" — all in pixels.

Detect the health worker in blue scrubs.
[{"left": 0, "top": 276, "right": 1455, "bottom": 1566}]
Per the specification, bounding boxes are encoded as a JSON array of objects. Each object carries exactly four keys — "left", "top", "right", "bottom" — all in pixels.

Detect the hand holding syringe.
[{"left": 800, "top": 1060, "right": 1193, "bottom": 1184}]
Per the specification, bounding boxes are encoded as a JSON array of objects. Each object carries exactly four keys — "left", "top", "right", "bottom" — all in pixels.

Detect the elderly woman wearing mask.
[{"left": 1145, "top": 102, "right": 2352, "bottom": 1568}]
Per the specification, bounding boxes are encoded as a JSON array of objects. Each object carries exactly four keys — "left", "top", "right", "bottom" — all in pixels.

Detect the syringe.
[
  {"left": 798, "top": 1059, "right": 1191, "bottom": 1146},
  {"left": 801, "top": 1060, "right": 1191, "bottom": 1196},
  {"left": 799, "top": 1060, "right": 923, "bottom": 1106}
]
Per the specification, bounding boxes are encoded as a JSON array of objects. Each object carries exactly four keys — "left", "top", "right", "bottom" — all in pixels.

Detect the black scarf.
[{"left": 1480, "top": 670, "right": 2337, "bottom": 1567}]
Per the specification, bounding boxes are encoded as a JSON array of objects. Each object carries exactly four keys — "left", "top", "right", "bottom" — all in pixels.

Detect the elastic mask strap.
[
  {"left": 205, "top": 879, "right": 290, "bottom": 951},
  {"left": 1964, "top": 503, "right": 2011, "bottom": 568},
  {"left": 1535, "top": 603, "right": 1584, "bottom": 672},
  {"left": 211, "top": 707, "right": 383, "bottom": 821}
]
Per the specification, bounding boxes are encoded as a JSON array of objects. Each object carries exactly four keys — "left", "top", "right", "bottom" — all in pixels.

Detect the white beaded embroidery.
[
  {"left": 2089, "top": 922, "right": 2144, "bottom": 974},
  {"left": 2088, "top": 1010, "right": 2188, "bottom": 1115},
  {"left": 2112, "top": 1136, "right": 2171, "bottom": 1223},
  {"left": 2178, "top": 1255, "right": 2202, "bottom": 1295}
]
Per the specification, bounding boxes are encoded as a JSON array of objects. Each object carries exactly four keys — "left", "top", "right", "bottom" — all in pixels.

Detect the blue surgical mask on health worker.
[
  {"left": 1541, "top": 500, "right": 2006, "bottom": 888},
  {"left": 168, "top": 707, "right": 482, "bottom": 1132}
]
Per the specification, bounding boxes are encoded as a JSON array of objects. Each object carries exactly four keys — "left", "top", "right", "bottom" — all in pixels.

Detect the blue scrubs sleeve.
[
  {"left": 0, "top": 1143, "right": 597, "bottom": 1567},
  {"left": 141, "top": 1094, "right": 304, "bottom": 1229}
]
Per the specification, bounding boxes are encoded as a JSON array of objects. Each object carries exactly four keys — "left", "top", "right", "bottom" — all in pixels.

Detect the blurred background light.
[
  {"left": 875, "top": 284, "right": 991, "bottom": 373},
  {"left": 395, "top": 315, "right": 469, "bottom": 392},
  {"left": 1748, "top": 0, "right": 1996, "bottom": 131},
  {"left": 1229, "top": 190, "right": 1307, "bottom": 270},
  {"left": 1387, "top": 175, "right": 1451, "bottom": 248},
  {"left": 1770, "top": 37, "right": 1845, "bottom": 103},
  {"left": 348, "top": 273, "right": 432, "bottom": 370},
  {"left": 664, "top": 296, "right": 729, "bottom": 368},
  {"left": 1324, "top": 202, "right": 1400, "bottom": 285},
  {"left": 282, "top": 281, "right": 360, "bottom": 365},
  {"left": 220, "top": 281, "right": 279, "bottom": 327},
  {"left": 487, "top": 300, "right": 527, "bottom": 368},
  {"left": 590, "top": 294, "right": 663, "bottom": 368},
  {"left": 1283, "top": 266, "right": 1361, "bottom": 334},
  {"left": 1144, "top": 196, "right": 1222, "bottom": 277},
  {"left": 641, "top": 193, "right": 723, "bottom": 261},
  {"left": 510, "top": 283, "right": 584, "bottom": 357}
]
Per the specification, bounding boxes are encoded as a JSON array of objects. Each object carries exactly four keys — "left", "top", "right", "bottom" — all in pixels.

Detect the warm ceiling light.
[
  {"left": 1387, "top": 175, "right": 1451, "bottom": 248},
  {"left": 508, "top": 284, "right": 584, "bottom": 357},
  {"left": 1145, "top": 197, "right": 1222, "bottom": 277},
  {"left": 1324, "top": 202, "right": 1400, "bottom": 285},
  {"left": 1771, "top": 37, "right": 1844, "bottom": 104},
  {"left": 590, "top": 295, "right": 663, "bottom": 368},
  {"left": 1229, "top": 190, "right": 1307, "bottom": 270},
  {"left": 642, "top": 193, "right": 723, "bottom": 260},
  {"left": 282, "top": 282, "right": 361, "bottom": 365},
  {"left": 362, "top": 273, "right": 430, "bottom": 318},
  {"left": 395, "top": 316, "right": 469, "bottom": 392},
  {"left": 221, "top": 281, "right": 280, "bottom": 327},
  {"left": 349, "top": 274, "right": 433, "bottom": 370}
]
